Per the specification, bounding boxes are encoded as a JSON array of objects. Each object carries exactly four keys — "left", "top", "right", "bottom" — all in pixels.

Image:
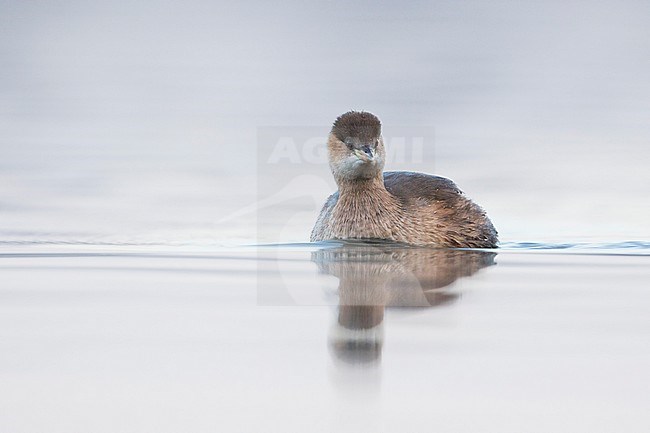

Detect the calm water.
[
  {"left": 2, "top": 0, "right": 650, "bottom": 431},
  {"left": 1, "top": 242, "right": 649, "bottom": 432}
]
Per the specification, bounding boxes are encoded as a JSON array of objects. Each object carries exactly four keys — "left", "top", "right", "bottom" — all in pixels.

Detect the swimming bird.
[{"left": 310, "top": 111, "right": 498, "bottom": 248}]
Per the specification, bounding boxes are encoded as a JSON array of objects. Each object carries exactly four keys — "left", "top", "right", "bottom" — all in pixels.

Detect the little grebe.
[{"left": 310, "top": 111, "right": 498, "bottom": 248}]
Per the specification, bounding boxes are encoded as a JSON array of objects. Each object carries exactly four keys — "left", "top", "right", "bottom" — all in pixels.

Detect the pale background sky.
[{"left": 1, "top": 0, "right": 649, "bottom": 244}]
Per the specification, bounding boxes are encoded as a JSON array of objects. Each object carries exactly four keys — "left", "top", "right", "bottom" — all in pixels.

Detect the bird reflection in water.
[{"left": 311, "top": 241, "right": 496, "bottom": 366}]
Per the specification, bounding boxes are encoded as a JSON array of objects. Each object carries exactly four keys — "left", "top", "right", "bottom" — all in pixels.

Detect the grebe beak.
[{"left": 354, "top": 145, "right": 375, "bottom": 162}]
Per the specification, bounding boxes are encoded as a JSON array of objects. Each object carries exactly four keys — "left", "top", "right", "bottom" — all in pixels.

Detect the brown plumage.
[
  {"left": 310, "top": 111, "right": 498, "bottom": 248},
  {"left": 332, "top": 111, "right": 381, "bottom": 144}
]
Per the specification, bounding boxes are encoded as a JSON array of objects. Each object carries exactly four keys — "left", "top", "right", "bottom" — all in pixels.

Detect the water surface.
[{"left": 1, "top": 242, "right": 649, "bottom": 432}]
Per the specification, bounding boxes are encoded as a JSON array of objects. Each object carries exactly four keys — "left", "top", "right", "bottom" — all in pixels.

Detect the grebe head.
[{"left": 328, "top": 111, "right": 385, "bottom": 182}]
